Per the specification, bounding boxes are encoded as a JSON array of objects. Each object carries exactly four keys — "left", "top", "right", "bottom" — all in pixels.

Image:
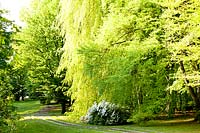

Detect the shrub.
[
  {"left": 82, "top": 100, "right": 130, "bottom": 125},
  {"left": 0, "top": 99, "right": 19, "bottom": 133}
]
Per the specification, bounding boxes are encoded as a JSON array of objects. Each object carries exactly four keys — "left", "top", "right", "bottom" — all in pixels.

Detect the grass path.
[
  {"left": 22, "top": 105, "right": 148, "bottom": 133},
  {"left": 43, "top": 119, "right": 147, "bottom": 133}
]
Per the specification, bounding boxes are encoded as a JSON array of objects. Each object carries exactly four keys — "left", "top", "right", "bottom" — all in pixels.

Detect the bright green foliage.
[
  {"left": 79, "top": 0, "right": 168, "bottom": 122},
  {"left": 58, "top": 0, "right": 169, "bottom": 121},
  {"left": 16, "top": 0, "right": 62, "bottom": 96},
  {"left": 14, "top": 0, "right": 68, "bottom": 113},
  {"left": 58, "top": 0, "right": 104, "bottom": 117},
  {"left": 163, "top": 0, "right": 200, "bottom": 90},
  {"left": 161, "top": 0, "right": 200, "bottom": 120},
  {"left": 0, "top": 9, "right": 18, "bottom": 132},
  {"left": 10, "top": 0, "right": 199, "bottom": 123}
]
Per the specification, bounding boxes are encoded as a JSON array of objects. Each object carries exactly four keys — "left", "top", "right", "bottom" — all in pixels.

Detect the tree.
[
  {"left": 0, "top": 9, "right": 18, "bottom": 132},
  {"left": 58, "top": 0, "right": 169, "bottom": 121},
  {"left": 58, "top": 0, "right": 103, "bottom": 117},
  {"left": 9, "top": 66, "right": 28, "bottom": 101},
  {"left": 15, "top": 0, "right": 69, "bottom": 114},
  {"left": 0, "top": 10, "right": 13, "bottom": 68},
  {"left": 162, "top": 0, "right": 200, "bottom": 121}
]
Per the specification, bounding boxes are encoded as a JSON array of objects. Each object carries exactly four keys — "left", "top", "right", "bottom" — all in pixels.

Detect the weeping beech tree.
[
  {"left": 58, "top": 0, "right": 200, "bottom": 122},
  {"left": 58, "top": 0, "right": 169, "bottom": 120},
  {"left": 79, "top": 0, "right": 170, "bottom": 121},
  {"left": 58, "top": 0, "right": 103, "bottom": 117}
]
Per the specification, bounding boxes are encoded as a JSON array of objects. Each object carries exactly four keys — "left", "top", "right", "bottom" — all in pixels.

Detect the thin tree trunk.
[{"left": 179, "top": 61, "right": 200, "bottom": 121}]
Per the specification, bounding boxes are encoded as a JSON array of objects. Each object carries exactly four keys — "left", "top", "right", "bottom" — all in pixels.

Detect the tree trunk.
[
  {"left": 61, "top": 102, "right": 66, "bottom": 114},
  {"left": 15, "top": 94, "right": 20, "bottom": 101},
  {"left": 168, "top": 91, "right": 176, "bottom": 118},
  {"left": 21, "top": 90, "right": 25, "bottom": 101},
  {"left": 179, "top": 61, "right": 200, "bottom": 121}
]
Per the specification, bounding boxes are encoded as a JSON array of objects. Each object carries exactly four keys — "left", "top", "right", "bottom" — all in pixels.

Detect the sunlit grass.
[
  {"left": 112, "top": 119, "right": 200, "bottom": 133},
  {"left": 15, "top": 119, "right": 118, "bottom": 133},
  {"left": 13, "top": 100, "right": 44, "bottom": 115},
  {"left": 13, "top": 100, "right": 200, "bottom": 133}
]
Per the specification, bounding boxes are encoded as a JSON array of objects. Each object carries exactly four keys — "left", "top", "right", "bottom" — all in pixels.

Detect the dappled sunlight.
[
  {"left": 21, "top": 116, "right": 67, "bottom": 121},
  {"left": 159, "top": 118, "right": 195, "bottom": 124}
]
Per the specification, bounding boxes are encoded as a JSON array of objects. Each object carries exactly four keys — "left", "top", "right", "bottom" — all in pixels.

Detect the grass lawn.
[
  {"left": 112, "top": 119, "right": 200, "bottom": 133},
  {"left": 53, "top": 117, "right": 200, "bottom": 133},
  {"left": 13, "top": 100, "right": 44, "bottom": 115},
  {"left": 15, "top": 119, "right": 200, "bottom": 133},
  {"left": 13, "top": 100, "right": 200, "bottom": 133},
  {"left": 14, "top": 119, "right": 117, "bottom": 133}
]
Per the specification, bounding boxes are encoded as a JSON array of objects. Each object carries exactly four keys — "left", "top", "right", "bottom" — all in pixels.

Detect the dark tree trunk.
[
  {"left": 179, "top": 61, "right": 200, "bottom": 121},
  {"left": 21, "top": 90, "right": 25, "bottom": 101},
  {"left": 21, "top": 96, "right": 25, "bottom": 101},
  {"left": 61, "top": 102, "right": 66, "bottom": 114},
  {"left": 15, "top": 94, "right": 20, "bottom": 101}
]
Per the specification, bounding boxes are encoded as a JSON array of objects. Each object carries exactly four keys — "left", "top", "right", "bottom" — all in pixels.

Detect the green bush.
[
  {"left": 0, "top": 99, "right": 19, "bottom": 133},
  {"left": 82, "top": 100, "right": 130, "bottom": 125}
]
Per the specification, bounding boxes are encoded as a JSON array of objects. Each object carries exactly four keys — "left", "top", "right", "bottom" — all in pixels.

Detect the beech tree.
[
  {"left": 15, "top": 0, "right": 69, "bottom": 114},
  {"left": 58, "top": 0, "right": 200, "bottom": 122},
  {"left": 162, "top": 0, "right": 200, "bottom": 120},
  {"left": 58, "top": 0, "right": 169, "bottom": 121}
]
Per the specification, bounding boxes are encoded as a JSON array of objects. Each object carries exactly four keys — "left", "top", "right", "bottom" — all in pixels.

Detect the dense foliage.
[
  {"left": 58, "top": 0, "right": 200, "bottom": 122},
  {"left": 0, "top": 9, "right": 18, "bottom": 132},
  {"left": 1, "top": 0, "right": 200, "bottom": 128},
  {"left": 162, "top": 0, "right": 200, "bottom": 120},
  {"left": 13, "top": 0, "right": 70, "bottom": 114}
]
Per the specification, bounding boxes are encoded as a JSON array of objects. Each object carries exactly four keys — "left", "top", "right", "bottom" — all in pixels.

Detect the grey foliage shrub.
[{"left": 83, "top": 100, "right": 130, "bottom": 125}]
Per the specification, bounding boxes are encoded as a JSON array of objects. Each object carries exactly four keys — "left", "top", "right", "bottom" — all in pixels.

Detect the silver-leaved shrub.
[{"left": 82, "top": 100, "right": 130, "bottom": 125}]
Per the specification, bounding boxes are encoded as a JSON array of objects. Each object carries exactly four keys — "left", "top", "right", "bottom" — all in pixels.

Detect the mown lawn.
[
  {"left": 14, "top": 119, "right": 111, "bottom": 133},
  {"left": 13, "top": 100, "right": 117, "bottom": 132},
  {"left": 13, "top": 100, "right": 44, "bottom": 115},
  {"left": 112, "top": 119, "right": 200, "bottom": 133},
  {"left": 13, "top": 100, "right": 200, "bottom": 133}
]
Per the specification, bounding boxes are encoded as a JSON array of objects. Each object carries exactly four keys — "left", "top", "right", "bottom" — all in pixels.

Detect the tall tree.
[
  {"left": 15, "top": 0, "right": 68, "bottom": 114},
  {"left": 58, "top": 0, "right": 169, "bottom": 121},
  {"left": 0, "top": 9, "right": 18, "bottom": 132},
  {"left": 162, "top": 0, "right": 200, "bottom": 121},
  {"left": 58, "top": 0, "right": 103, "bottom": 117}
]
